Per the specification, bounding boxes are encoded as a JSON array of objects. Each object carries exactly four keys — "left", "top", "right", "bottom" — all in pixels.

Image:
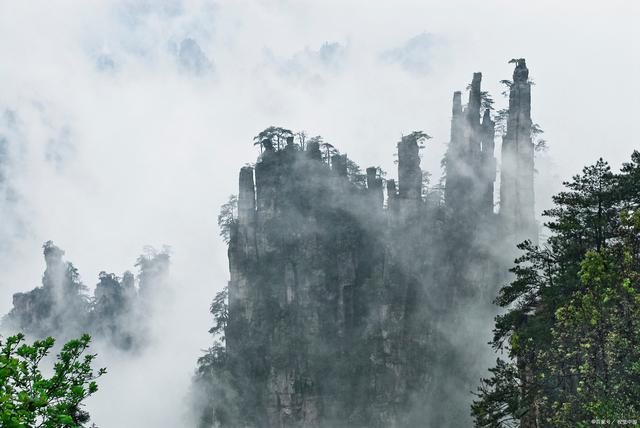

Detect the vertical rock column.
[
  {"left": 480, "top": 109, "right": 496, "bottom": 215},
  {"left": 228, "top": 166, "right": 256, "bottom": 320},
  {"left": 255, "top": 142, "right": 279, "bottom": 256},
  {"left": 499, "top": 59, "right": 537, "bottom": 244},
  {"left": 463, "top": 72, "right": 484, "bottom": 213},
  {"left": 444, "top": 91, "right": 464, "bottom": 212},
  {"left": 366, "top": 166, "right": 384, "bottom": 208},
  {"left": 397, "top": 136, "right": 422, "bottom": 200},
  {"left": 396, "top": 133, "right": 422, "bottom": 226},
  {"left": 465, "top": 72, "right": 483, "bottom": 159},
  {"left": 445, "top": 72, "right": 495, "bottom": 216}
]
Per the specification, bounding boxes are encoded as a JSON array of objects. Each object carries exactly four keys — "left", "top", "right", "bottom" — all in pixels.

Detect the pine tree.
[{"left": 472, "top": 153, "right": 640, "bottom": 427}]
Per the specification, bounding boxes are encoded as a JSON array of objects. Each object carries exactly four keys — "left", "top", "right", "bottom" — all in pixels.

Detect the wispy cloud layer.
[
  {"left": 381, "top": 32, "right": 437, "bottom": 75},
  {"left": 0, "top": 0, "right": 637, "bottom": 425}
]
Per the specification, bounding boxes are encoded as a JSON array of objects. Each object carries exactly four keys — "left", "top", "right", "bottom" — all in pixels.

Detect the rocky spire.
[
  {"left": 445, "top": 91, "right": 465, "bottom": 211},
  {"left": 479, "top": 109, "right": 496, "bottom": 215},
  {"left": 366, "top": 166, "right": 384, "bottom": 208},
  {"left": 499, "top": 59, "right": 537, "bottom": 243},
  {"left": 238, "top": 166, "right": 256, "bottom": 226},
  {"left": 42, "top": 241, "right": 66, "bottom": 289},
  {"left": 452, "top": 91, "right": 462, "bottom": 115},
  {"left": 445, "top": 72, "right": 496, "bottom": 216},
  {"left": 451, "top": 90, "right": 463, "bottom": 147},
  {"left": 397, "top": 135, "right": 422, "bottom": 200},
  {"left": 481, "top": 109, "right": 495, "bottom": 154},
  {"left": 466, "top": 72, "right": 482, "bottom": 156}
]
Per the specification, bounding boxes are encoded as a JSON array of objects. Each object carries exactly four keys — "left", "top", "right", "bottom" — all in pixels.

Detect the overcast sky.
[{"left": 0, "top": 1, "right": 638, "bottom": 425}]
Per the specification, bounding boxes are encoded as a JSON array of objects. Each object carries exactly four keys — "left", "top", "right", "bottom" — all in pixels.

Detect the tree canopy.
[
  {"left": 472, "top": 152, "right": 640, "bottom": 427},
  {"left": 253, "top": 126, "right": 294, "bottom": 151},
  {"left": 0, "top": 333, "right": 106, "bottom": 427}
]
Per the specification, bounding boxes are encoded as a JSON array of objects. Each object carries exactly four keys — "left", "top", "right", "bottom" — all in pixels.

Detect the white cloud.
[
  {"left": 0, "top": 0, "right": 637, "bottom": 426},
  {"left": 263, "top": 41, "right": 347, "bottom": 84},
  {"left": 381, "top": 32, "right": 437, "bottom": 75}
]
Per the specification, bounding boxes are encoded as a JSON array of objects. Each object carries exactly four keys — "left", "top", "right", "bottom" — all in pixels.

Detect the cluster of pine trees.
[{"left": 473, "top": 152, "right": 640, "bottom": 426}]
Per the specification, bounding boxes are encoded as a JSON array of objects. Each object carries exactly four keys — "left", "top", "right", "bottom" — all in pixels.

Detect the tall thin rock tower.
[
  {"left": 445, "top": 72, "right": 496, "bottom": 218},
  {"left": 499, "top": 59, "right": 537, "bottom": 243}
]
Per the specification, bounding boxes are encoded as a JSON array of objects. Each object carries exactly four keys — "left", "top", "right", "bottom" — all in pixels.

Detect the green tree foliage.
[
  {"left": 251, "top": 126, "right": 374, "bottom": 191},
  {"left": 464, "top": 82, "right": 494, "bottom": 111},
  {"left": 253, "top": 126, "right": 294, "bottom": 151},
  {"left": 0, "top": 333, "right": 105, "bottom": 427},
  {"left": 481, "top": 91, "right": 494, "bottom": 111},
  {"left": 499, "top": 80, "right": 513, "bottom": 98},
  {"left": 295, "top": 131, "right": 308, "bottom": 150},
  {"left": 208, "top": 287, "right": 228, "bottom": 339},
  {"left": 192, "top": 287, "right": 240, "bottom": 428},
  {"left": 472, "top": 153, "right": 640, "bottom": 427},
  {"left": 306, "top": 135, "right": 323, "bottom": 147},
  {"left": 319, "top": 141, "right": 337, "bottom": 164},
  {"left": 305, "top": 135, "right": 338, "bottom": 165},
  {"left": 217, "top": 195, "right": 238, "bottom": 245},
  {"left": 493, "top": 108, "right": 509, "bottom": 137},
  {"left": 345, "top": 157, "right": 366, "bottom": 187}
]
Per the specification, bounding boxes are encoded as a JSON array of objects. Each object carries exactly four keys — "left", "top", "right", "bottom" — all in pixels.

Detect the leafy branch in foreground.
[
  {"left": 0, "top": 333, "right": 106, "bottom": 428},
  {"left": 472, "top": 153, "right": 640, "bottom": 427}
]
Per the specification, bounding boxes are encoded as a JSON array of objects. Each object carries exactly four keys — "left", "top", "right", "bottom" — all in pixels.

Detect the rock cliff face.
[
  {"left": 200, "top": 60, "right": 538, "bottom": 427},
  {"left": 227, "top": 144, "right": 394, "bottom": 426},
  {"left": 445, "top": 72, "right": 496, "bottom": 219},
  {"left": 500, "top": 59, "right": 537, "bottom": 244}
]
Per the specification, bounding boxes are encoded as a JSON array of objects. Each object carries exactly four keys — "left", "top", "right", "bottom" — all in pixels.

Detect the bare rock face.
[
  {"left": 397, "top": 136, "right": 422, "bottom": 200},
  {"left": 206, "top": 60, "right": 538, "bottom": 428},
  {"left": 445, "top": 72, "right": 497, "bottom": 218},
  {"left": 226, "top": 143, "right": 394, "bottom": 427},
  {"left": 500, "top": 58, "right": 537, "bottom": 244}
]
